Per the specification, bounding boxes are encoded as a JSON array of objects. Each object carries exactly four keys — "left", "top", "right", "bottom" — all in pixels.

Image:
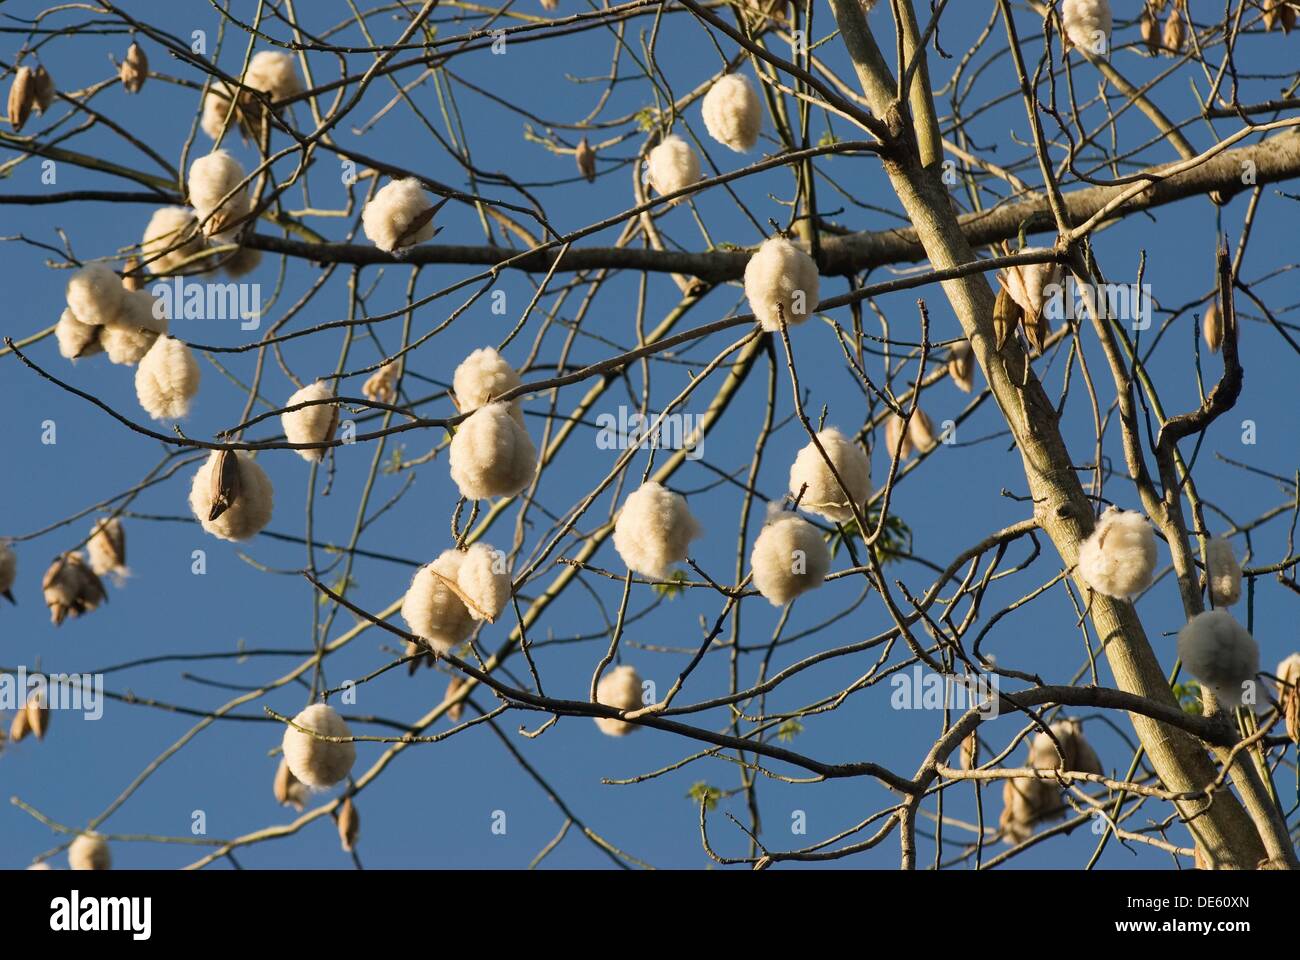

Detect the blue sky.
[{"left": 1, "top": 2, "right": 1297, "bottom": 869}]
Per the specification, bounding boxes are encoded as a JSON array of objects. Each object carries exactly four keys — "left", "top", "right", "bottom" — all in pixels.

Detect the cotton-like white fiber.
[
  {"left": 199, "top": 82, "right": 239, "bottom": 140},
  {"left": 743, "top": 236, "right": 820, "bottom": 331},
  {"left": 1061, "top": 0, "right": 1112, "bottom": 54},
  {"left": 188, "top": 450, "right": 274, "bottom": 541},
  {"left": 245, "top": 50, "right": 302, "bottom": 102},
  {"left": 99, "top": 290, "right": 168, "bottom": 366},
  {"left": 645, "top": 134, "right": 700, "bottom": 200},
  {"left": 456, "top": 542, "right": 513, "bottom": 622},
  {"left": 701, "top": 73, "right": 762, "bottom": 152},
  {"left": 221, "top": 244, "right": 262, "bottom": 278},
  {"left": 453, "top": 347, "right": 523, "bottom": 423},
  {"left": 281, "top": 381, "right": 339, "bottom": 463},
  {"left": 55, "top": 308, "right": 104, "bottom": 360},
  {"left": 1077, "top": 506, "right": 1156, "bottom": 599},
  {"left": 281, "top": 703, "right": 356, "bottom": 789},
  {"left": 0, "top": 541, "right": 16, "bottom": 603},
  {"left": 1177, "top": 610, "right": 1259, "bottom": 709},
  {"left": 449, "top": 402, "right": 538, "bottom": 500},
  {"left": 68, "top": 833, "right": 111, "bottom": 871},
  {"left": 362, "top": 177, "right": 437, "bottom": 253},
  {"left": 188, "top": 149, "right": 251, "bottom": 235},
  {"left": 750, "top": 510, "right": 830, "bottom": 606},
  {"left": 401, "top": 549, "right": 477, "bottom": 653},
  {"left": 65, "top": 264, "right": 125, "bottom": 328},
  {"left": 1205, "top": 536, "right": 1242, "bottom": 607},
  {"left": 788, "top": 428, "right": 871, "bottom": 524},
  {"left": 87, "top": 517, "right": 127, "bottom": 579},
  {"left": 135, "top": 335, "right": 200, "bottom": 421},
  {"left": 594, "top": 664, "right": 644, "bottom": 737},
  {"left": 612, "top": 481, "right": 703, "bottom": 579},
  {"left": 141, "top": 206, "right": 204, "bottom": 274}
]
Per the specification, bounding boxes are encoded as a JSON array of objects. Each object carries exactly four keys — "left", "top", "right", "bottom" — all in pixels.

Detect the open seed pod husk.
[
  {"left": 338, "top": 797, "right": 360, "bottom": 852},
  {"left": 273, "top": 757, "right": 309, "bottom": 811},
  {"left": 120, "top": 42, "right": 149, "bottom": 94},
  {"left": 31, "top": 65, "right": 54, "bottom": 113},
  {"left": 576, "top": 136, "right": 597, "bottom": 183},
  {"left": 992, "top": 286, "right": 1022, "bottom": 352},
  {"left": 8, "top": 65, "right": 34, "bottom": 132}
]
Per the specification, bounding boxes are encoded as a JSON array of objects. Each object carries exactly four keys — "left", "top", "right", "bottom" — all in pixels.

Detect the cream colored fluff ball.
[
  {"left": 788, "top": 428, "right": 871, "bottom": 524},
  {"left": 453, "top": 347, "right": 523, "bottom": 423},
  {"left": 135, "top": 335, "right": 200, "bottom": 420},
  {"left": 701, "top": 73, "right": 761, "bottom": 152},
  {"left": 142, "top": 206, "right": 205, "bottom": 274},
  {"left": 457, "top": 542, "right": 512, "bottom": 622},
  {"left": 449, "top": 402, "right": 538, "bottom": 500},
  {"left": 245, "top": 50, "right": 302, "bottom": 101},
  {"left": 68, "top": 833, "right": 111, "bottom": 871},
  {"left": 281, "top": 381, "right": 339, "bottom": 462},
  {"left": 86, "top": 517, "right": 127, "bottom": 579},
  {"left": 401, "top": 550, "right": 477, "bottom": 653},
  {"left": 612, "top": 481, "right": 702, "bottom": 580},
  {"left": 199, "top": 82, "right": 239, "bottom": 140},
  {"left": 66, "top": 264, "right": 125, "bottom": 328},
  {"left": 281, "top": 703, "right": 356, "bottom": 789},
  {"left": 56, "top": 308, "right": 104, "bottom": 360},
  {"left": 1061, "top": 0, "right": 1112, "bottom": 54},
  {"left": 646, "top": 134, "right": 700, "bottom": 199},
  {"left": 188, "top": 450, "right": 274, "bottom": 541},
  {"left": 362, "top": 177, "right": 437, "bottom": 253},
  {"left": 1077, "top": 506, "right": 1156, "bottom": 600},
  {"left": 744, "top": 236, "right": 820, "bottom": 331},
  {"left": 100, "top": 290, "right": 169, "bottom": 366},
  {"left": 750, "top": 510, "right": 830, "bottom": 606},
  {"left": 594, "top": 664, "right": 645, "bottom": 736},
  {"left": 1205, "top": 536, "right": 1242, "bottom": 607},
  {"left": 1177, "top": 610, "right": 1259, "bottom": 709},
  {"left": 188, "top": 149, "right": 251, "bottom": 234}
]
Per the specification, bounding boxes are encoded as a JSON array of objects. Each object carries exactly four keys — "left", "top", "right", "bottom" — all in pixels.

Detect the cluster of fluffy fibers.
[
  {"left": 456, "top": 542, "right": 513, "bottom": 622},
  {"left": 199, "top": 52, "right": 301, "bottom": 140},
  {"left": 1177, "top": 610, "right": 1259, "bottom": 709},
  {"left": 66, "top": 263, "right": 126, "bottom": 327},
  {"left": 453, "top": 347, "right": 523, "bottom": 423},
  {"left": 701, "top": 73, "right": 761, "bottom": 152},
  {"left": 362, "top": 177, "right": 437, "bottom": 253},
  {"left": 188, "top": 450, "right": 275, "bottom": 542},
  {"left": 743, "top": 236, "right": 820, "bottom": 331},
  {"left": 0, "top": 542, "right": 15, "bottom": 601},
  {"left": 788, "top": 428, "right": 871, "bottom": 524},
  {"left": 613, "top": 481, "right": 703, "bottom": 579},
  {"left": 141, "top": 206, "right": 205, "bottom": 274},
  {"left": 1061, "top": 0, "right": 1112, "bottom": 54},
  {"left": 99, "top": 290, "right": 169, "bottom": 365},
  {"left": 220, "top": 244, "right": 262, "bottom": 279},
  {"left": 245, "top": 50, "right": 302, "bottom": 102},
  {"left": 449, "top": 402, "right": 538, "bottom": 500},
  {"left": 401, "top": 549, "right": 478, "bottom": 653},
  {"left": 86, "top": 517, "right": 127, "bottom": 579},
  {"left": 187, "top": 150, "right": 251, "bottom": 236},
  {"left": 645, "top": 134, "right": 700, "bottom": 200},
  {"left": 68, "top": 833, "right": 111, "bottom": 871},
  {"left": 1205, "top": 536, "right": 1242, "bottom": 607},
  {"left": 594, "top": 665, "right": 645, "bottom": 737},
  {"left": 281, "top": 381, "right": 339, "bottom": 462},
  {"left": 750, "top": 509, "right": 830, "bottom": 606},
  {"left": 1077, "top": 506, "right": 1156, "bottom": 599},
  {"left": 999, "top": 774, "right": 1063, "bottom": 844},
  {"left": 56, "top": 308, "right": 104, "bottom": 360},
  {"left": 281, "top": 703, "right": 356, "bottom": 788},
  {"left": 135, "top": 335, "right": 200, "bottom": 421}
]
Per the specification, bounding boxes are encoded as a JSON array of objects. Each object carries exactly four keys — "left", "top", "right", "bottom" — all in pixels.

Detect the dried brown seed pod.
[
  {"left": 1140, "top": 5, "right": 1161, "bottom": 55},
  {"left": 362, "top": 361, "right": 400, "bottom": 406},
  {"left": 445, "top": 674, "right": 465, "bottom": 723},
  {"left": 26, "top": 691, "right": 49, "bottom": 741},
  {"left": 31, "top": 65, "right": 55, "bottom": 114},
  {"left": 1276, "top": 654, "right": 1300, "bottom": 745},
  {"left": 87, "top": 517, "right": 127, "bottom": 579},
  {"left": 273, "top": 757, "right": 309, "bottom": 811},
  {"left": 947, "top": 341, "right": 974, "bottom": 393},
  {"left": 1162, "top": 3, "right": 1186, "bottom": 55},
  {"left": 338, "top": 797, "right": 360, "bottom": 852},
  {"left": 908, "top": 407, "right": 937, "bottom": 454},
  {"left": 883, "top": 412, "right": 912, "bottom": 461},
  {"left": 1022, "top": 309, "right": 1050, "bottom": 357},
  {"left": 10, "top": 703, "right": 31, "bottom": 743},
  {"left": 959, "top": 731, "right": 978, "bottom": 770},
  {"left": 992, "top": 286, "right": 1022, "bottom": 352},
  {"left": 120, "top": 42, "right": 149, "bottom": 94},
  {"left": 208, "top": 449, "right": 242, "bottom": 522},
  {"left": 576, "top": 136, "right": 597, "bottom": 183},
  {"left": 8, "top": 65, "right": 34, "bottom": 132},
  {"left": 42, "top": 552, "right": 107, "bottom": 626}
]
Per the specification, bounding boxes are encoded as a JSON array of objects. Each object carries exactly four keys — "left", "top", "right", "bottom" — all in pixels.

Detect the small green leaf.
[
  {"left": 776, "top": 719, "right": 804, "bottom": 743},
  {"left": 651, "top": 569, "right": 688, "bottom": 600},
  {"left": 687, "top": 781, "right": 721, "bottom": 811}
]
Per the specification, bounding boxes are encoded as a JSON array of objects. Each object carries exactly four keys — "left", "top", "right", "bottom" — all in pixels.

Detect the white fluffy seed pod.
[
  {"left": 701, "top": 73, "right": 762, "bottom": 152},
  {"left": 1205, "top": 536, "right": 1242, "bottom": 607},
  {"left": 788, "top": 428, "right": 871, "bottom": 524},
  {"left": 1028, "top": 720, "right": 1104, "bottom": 774},
  {"left": 99, "top": 290, "right": 168, "bottom": 365},
  {"left": 141, "top": 206, "right": 205, "bottom": 274},
  {"left": 1000, "top": 250, "right": 1062, "bottom": 321},
  {"left": 883, "top": 412, "right": 912, "bottom": 460},
  {"left": 135, "top": 335, "right": 200, "bottom": 420},
  {"left": 456, "top": 542, "right": 513, "bottom": 622},
  {"left": 743, "top": 236, "right": 821, "bottom": 331},
  {"left": 281, "top": 381, "right": 339, "bottom": 463},
  {"left": 65, "top": 264, "right": 125, "bottom": 328},
  {"left": 220, "top": 244, "right": 262, "bottom": 278},
  {"left": 750, "top": 510, "right": 830, "bottom": 606},
  {"left": 281, "top": 703, "right": 356, "bottom": 789},
  {"left": 1077, "top": 506, "right": 1156, "bottom": 600},
  {"left": 1061, "top": 0, "right": 1112, "bottom": 54},
  {"left": 68, "top": 833, "right": 111, "bottom": 871},
  {"left": 245, "top": 50, "right": 302, "bottom": 102},
  {"left": 1177, "top": 610, "right": 1259, "bottom": 709},
  {"left": 362, "top": 177, "right": 438, "bottom": 253},
  {"left": 86, "top": 517, "right": 127, "bottom": 579},
  {"left": 452, "top": 347, "right": 523, "bottom": 423},
  {"left": 449, "top": 402, "right": 538, "bottom": 500},
  {"left": 42, "top": 552, "right": 106, "bottom": 626},
  {"left": 56, "top": 308, "right": 104, "bottom": 360},
  {"left": 612, "top": 481, "right": 703, "bottom": 579},
  {"left": 199, "top": 82, "right": 239, "bottom": 140},
  {"left": 363, "top": 360, "right": 399, "bottom": 405},
  {"left": 0, "top": 541, "right": 16, "bottom": 603},
  {"left": 645, "top": 134, "right": 700, "bottom": 200},
  {"left": 188, "top": 149, "right": 251, "bottom": 235},
  {"left": 401, "top": 550, "right": 477, "bottom": 653},
  {"left": 189, "top": 450, "right": 275, "bottom": 541},
  {"left": 594, "top": 664, "right": 644, "bottom": 737}
]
